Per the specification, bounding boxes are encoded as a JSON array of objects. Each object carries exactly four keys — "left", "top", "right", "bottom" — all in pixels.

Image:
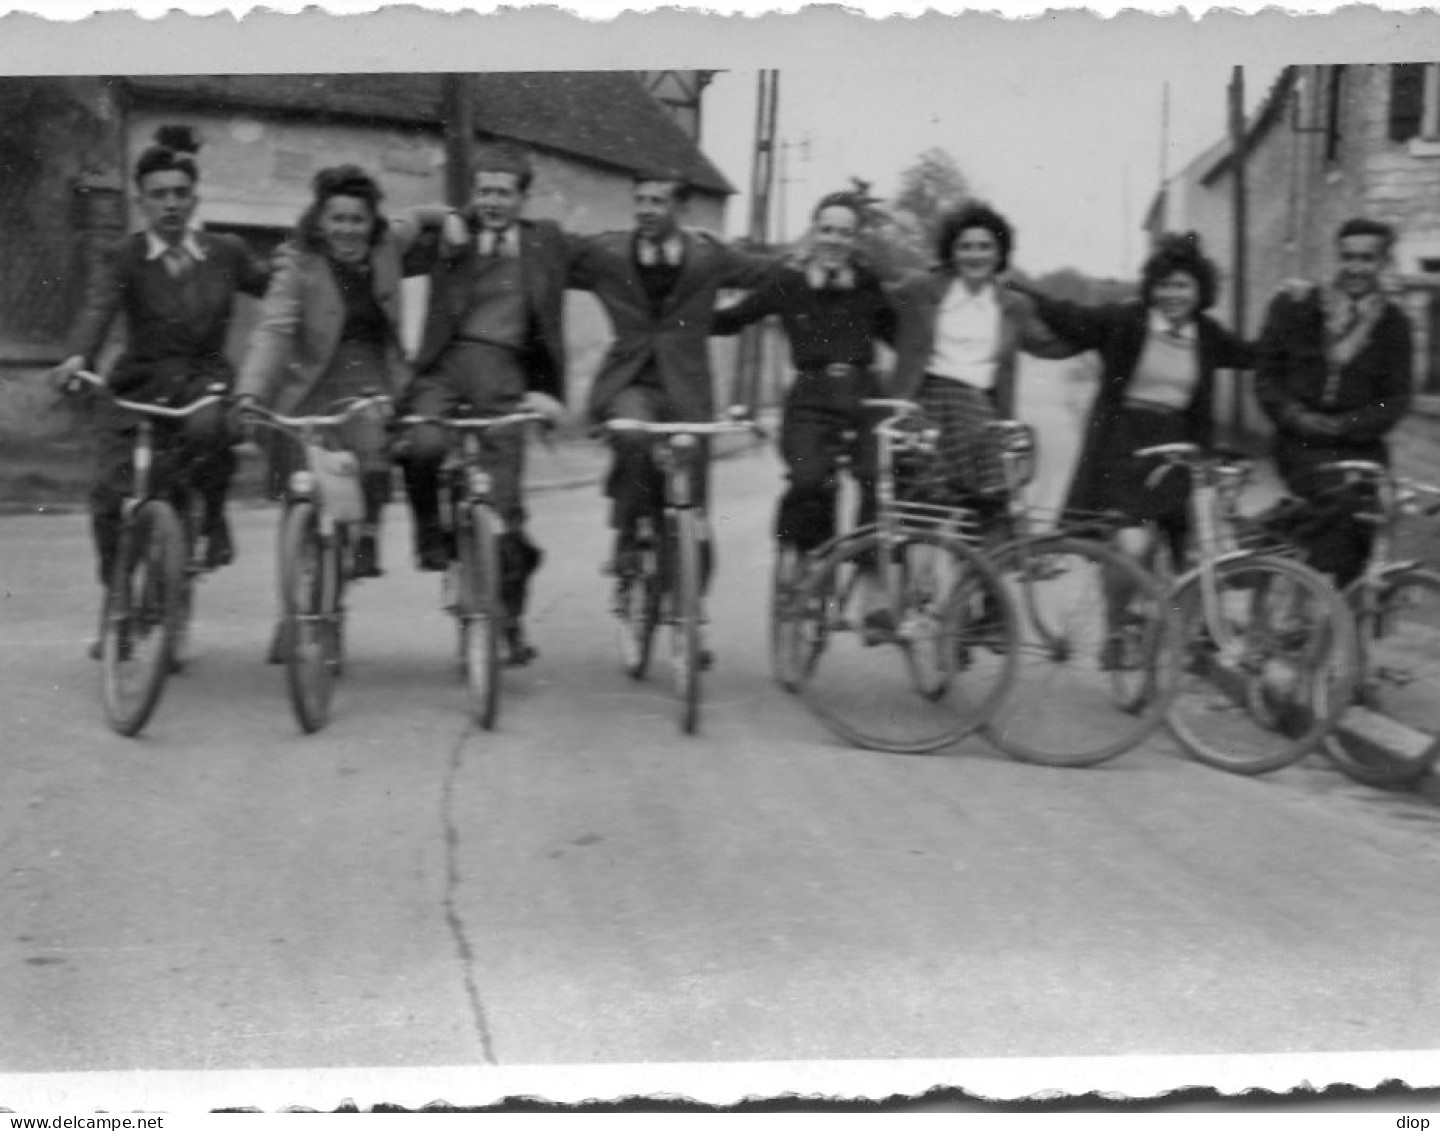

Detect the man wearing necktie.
[
  {"left": 1256, "top": 217, "right": 1415, "bottom": 586},
  {"left": 402, "top": 147, "right": 568, "bottom": 665},
  {"left": 567, "top": 174, "right": 779, "bottom": 647},
  {"left": 49, "top": 125, "right": 271, "bottom": 654}
]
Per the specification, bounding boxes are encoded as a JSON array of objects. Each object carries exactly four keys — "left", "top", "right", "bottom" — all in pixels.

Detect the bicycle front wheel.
[
  {"left": 770, "top": 542, "right": 805, "bottom": 693},
  {"left": 981, "top": 535, "right": 1179, "bottom": 767},
  {"left": 458, "top": 502, "right": 503, "bottom": 730},
  {"left": 1323, "top": 567, "right": 1440, "bottom": 787},
  {"left": 101, "top": 499, "right": 186, "bottom": 736},
  {"left": 1168, "top": 554, "right": 1356, "bottom": 775},
  {"left": 793, "top": 528, "right": 1017, "bottom": 754},
  {"left": 669, "top": 509, "right": 704, "bottom": 735},
  {"left": 281, "top": 501, "right": 342, "bottom": 734}
]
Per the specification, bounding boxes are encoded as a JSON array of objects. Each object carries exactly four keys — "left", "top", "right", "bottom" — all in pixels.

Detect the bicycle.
[
  {"left": 976, "top": 420, "right": 1181, "bottom": 767},
  {"left": 1289, "top": 461, "right": 1440, "bottom": 787},
  {"left": 67, "top": 369, "right": 227, "bottom": 736},
  {"left": 1140, "top": 442, "right": 1359, "bottom": 775},
  {"left": 244, "top": 395, "right": 391, "bottom": 734},
  {"left": 603, "top": 412, "right": 763, "bottom": 736},
  {"left": 769, "top": 399, "right": 879, "bottom": 693},
  {"left": 398, "top": 407, "right": 546, "bottom": 730},
  {"left": 778, "top": 399, "right": 1020, "bottom": 754}
]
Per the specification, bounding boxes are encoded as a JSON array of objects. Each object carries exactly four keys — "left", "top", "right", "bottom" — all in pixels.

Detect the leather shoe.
[
  {"left": 503, "top": 622, "right": 537, "bottom": 666},
  {"left": 202, "top": 519, "right": 234, "bottom": 569},
  {"left": 352, "top": 533, "right": 382, "bottom": 580}
]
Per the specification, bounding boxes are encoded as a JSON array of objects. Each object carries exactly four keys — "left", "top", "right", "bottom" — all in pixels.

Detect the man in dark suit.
[
  {"left": 568, "top": 175, "right": 776, "bottom": 605},
  {"left": 51, "top": 126, "right": 270, "bottom": 651},
  {"left": 401, "top": 146, "right": 567, "bottom": 665},
  {"left": 1256, "top": 217, "right": 1414, "bottom": 587}
]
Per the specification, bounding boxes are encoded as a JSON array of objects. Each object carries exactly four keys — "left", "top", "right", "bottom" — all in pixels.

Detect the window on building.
[
  {"left": 1420, "top": 257, "right": 1440, "bottom": 274},
  {"left": 1390, "top": 62, "right": 1433, "bottom": 142},
  {"left": 1325, "top": 65, "right": 1346, "bottom": 161}
]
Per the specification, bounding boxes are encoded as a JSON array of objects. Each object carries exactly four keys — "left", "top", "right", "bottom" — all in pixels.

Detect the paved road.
[{"left": 3, "top": 362, "right": 1440, "bottom": 1098}]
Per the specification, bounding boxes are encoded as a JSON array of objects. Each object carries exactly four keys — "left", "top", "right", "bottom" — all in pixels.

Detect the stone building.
[
  {"left": 1154, "top": 63, "right": 1440, "bottom": 411},
  {"left": 0, "top": 72, "right": 735, "bottom": 438}
]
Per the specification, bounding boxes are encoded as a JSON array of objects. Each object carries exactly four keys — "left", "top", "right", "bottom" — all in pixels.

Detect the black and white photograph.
[{"left": 2, "top": 2, "right": 1440, "bottom": 1114}]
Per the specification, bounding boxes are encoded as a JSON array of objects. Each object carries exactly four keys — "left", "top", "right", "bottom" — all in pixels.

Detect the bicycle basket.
[{"left": 308, "top": 445, "right": 365, "bottom": 524}]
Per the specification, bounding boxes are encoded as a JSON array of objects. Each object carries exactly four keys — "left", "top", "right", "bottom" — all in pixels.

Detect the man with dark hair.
[
  {"left": 50, "top": 125, "right": 271, "bottom": 654},
  {"left": 401, "top": 144, "right": 567, "bottom": 665},
  {"left": 1256, "top": 216, "right": 1414, "bottom": 587},
  {"left": 568, "top": 174, "right": 777, "bottom": 643}
]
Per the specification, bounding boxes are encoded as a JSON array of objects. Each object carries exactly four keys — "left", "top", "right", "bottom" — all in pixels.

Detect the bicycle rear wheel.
[
  {"left": 1168, "top": 554, "right": 1356, "bottom": 775},
  {"left": 669, "top": 509, "right": 703, "bottom": 735},
  {"left": 100, "top": 499, "right": 186, "bottom": 736},
  {"left": 281, "top": 501, "right": 342, "bottom": 734},
  {"left": 981, "top": 534, "right": 1179, "bottom": 767},
  {"left": 458, "top": 502, "right": 502, "bottom": 730},
  {"left": 793, "top": 528, "right": 1016, "bottom": 754},
  {"left": 1323, "top": 568, "right": 1440, "bottom": 787}
]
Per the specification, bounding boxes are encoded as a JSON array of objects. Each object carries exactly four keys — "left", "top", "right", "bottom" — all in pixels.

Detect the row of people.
[
  {"left": 50, "top": 124, "right": 1414, "bottom": 672},
  {"left": 50, "top": 128, "right": 774, "bottom": 664}
]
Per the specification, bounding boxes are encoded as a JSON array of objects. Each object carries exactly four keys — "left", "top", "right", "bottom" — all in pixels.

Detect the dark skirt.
[{"left": 1068, "top": 403, "right": 1192, "bottom": 526}]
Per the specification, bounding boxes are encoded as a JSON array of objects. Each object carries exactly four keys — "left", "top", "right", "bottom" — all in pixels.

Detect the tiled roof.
[{"left": 121, "top": 72, "right": 734, "bottom": 195}]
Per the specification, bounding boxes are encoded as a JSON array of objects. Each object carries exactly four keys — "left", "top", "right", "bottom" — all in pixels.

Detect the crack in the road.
[{"left": 441, "top": 726, "right": 498, "bottom": 1066}]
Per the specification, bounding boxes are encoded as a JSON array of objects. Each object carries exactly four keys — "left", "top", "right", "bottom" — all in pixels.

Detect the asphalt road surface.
[{"left": 3, "top": 362, "right": 1440, "bottom": 1102}]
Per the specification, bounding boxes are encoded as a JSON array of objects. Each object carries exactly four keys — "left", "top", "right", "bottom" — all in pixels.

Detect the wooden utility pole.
[
  {"left": 1228, "top": 66, "right": 1249, "bottom": 437},
  {"left": 734, "top": 69, "right": 780, "bottom": 414},
  {"left": 442, "top": 73, "right": 475, "bottom": 208}
]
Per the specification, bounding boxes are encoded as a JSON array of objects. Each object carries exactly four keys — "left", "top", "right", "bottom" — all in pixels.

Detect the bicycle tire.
[
  {"left": 770, "top": 543, "right": 805, "bottom": 693},
  {"left": 1323, "top": 567, "right": 1440, "bottom": 787},
  {"left": 793, "top": 527, "right": 1017, "bottom": 754},
  {"left": 981, "top": 534, "right": 1179, "bottom": 767},
  {"left": 615, "top": 537, "right": 661, "bottom": 680},
  {"left": 281, "top": 501, "right": 341, "bottom": 734},
  {"left": 671, "top": 509, "right": 703, "bottom": 735},
  {"left": 100, "top": 499, "right": 186, "bottom": 736},
  {"left": 459, "top": 502, "right": 503, "bottom": 730},
  {"left": 1167, "top": 554, "right": 1357, "bottom": 775}
]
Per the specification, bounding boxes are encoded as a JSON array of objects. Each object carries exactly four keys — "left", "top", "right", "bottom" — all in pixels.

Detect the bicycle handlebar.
[
  {"left": 398, "top": 408, "right": 547, "bottom": 434},
  {"left": 247, "top": 394, "right": 393, "bottom": 433},
  {"left": 602, "top": 416, "right": 765, "bottom": 438},
  {"left": 68, "top": 369, "right": 226, "bottom": 420}
]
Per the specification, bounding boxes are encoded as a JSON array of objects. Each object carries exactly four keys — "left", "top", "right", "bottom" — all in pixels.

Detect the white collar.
[
  {"left": 476, "top": 226, "right": 519, "bottom": 258},
  {"left": 636, "top": 231, "right": 685, "bottom": 267},
  {"left": 1148, "top": 308, "right": 1197, "bottom": 340},
  {"left": 944, "top": 279, "right": 998, "bottom": 308},
  {"left": 805, "top": 261, "right": 856, "bottom": 291},
  {"left": 145, "top": 228, "right": 206, "bottom": 262}
]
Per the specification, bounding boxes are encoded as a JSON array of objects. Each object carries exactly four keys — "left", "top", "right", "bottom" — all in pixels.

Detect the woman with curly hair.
[
  {"left": 1015, "top": 232, "right": 1254, "bottom": 563},
  {"left": 236, "top": 164, "right": 432, "bottom": 584},
  {"left": 888, "top": 201, "right": 1077, "bottom": 518}
]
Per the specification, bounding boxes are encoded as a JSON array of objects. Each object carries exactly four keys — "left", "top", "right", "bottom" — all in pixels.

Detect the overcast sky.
[{"left": 701, "top": 59, "right": 1282, "bottom": 281}]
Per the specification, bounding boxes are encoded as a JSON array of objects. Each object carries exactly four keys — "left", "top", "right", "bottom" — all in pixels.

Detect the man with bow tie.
[
  {"left": 567, "top": 173, "right": 778, "bottom": 632},
  {"left": 1256, "top": 217, "right": 1415, "bottom": 587},
  {"left": 402, "top": 146, "right": 568, "bottom": 665}
]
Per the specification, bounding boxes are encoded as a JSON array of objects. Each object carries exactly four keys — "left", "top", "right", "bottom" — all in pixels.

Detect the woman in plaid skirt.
[{"left": 888, "top": 202, "right": 1077, "bottom": 524}]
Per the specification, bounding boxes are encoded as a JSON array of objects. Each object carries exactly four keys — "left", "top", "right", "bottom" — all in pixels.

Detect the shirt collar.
[
  {"left": 943, "top": 279, "right": 997, "bottom": 309},
  {"left": 477, "top": 225, "right": 518, "bottom": 258},
  {"left": 805, "top": 261, "right": 856, "bottom": 291},
  {"left": 1148, "top": 308, "right": 1196, "bottom": 340},
  {"left": 145, "top": 227, "right": 206, "bottom": 262},
  {"left": 636, "top": 231, "right": 685, "bottom": 267}
]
